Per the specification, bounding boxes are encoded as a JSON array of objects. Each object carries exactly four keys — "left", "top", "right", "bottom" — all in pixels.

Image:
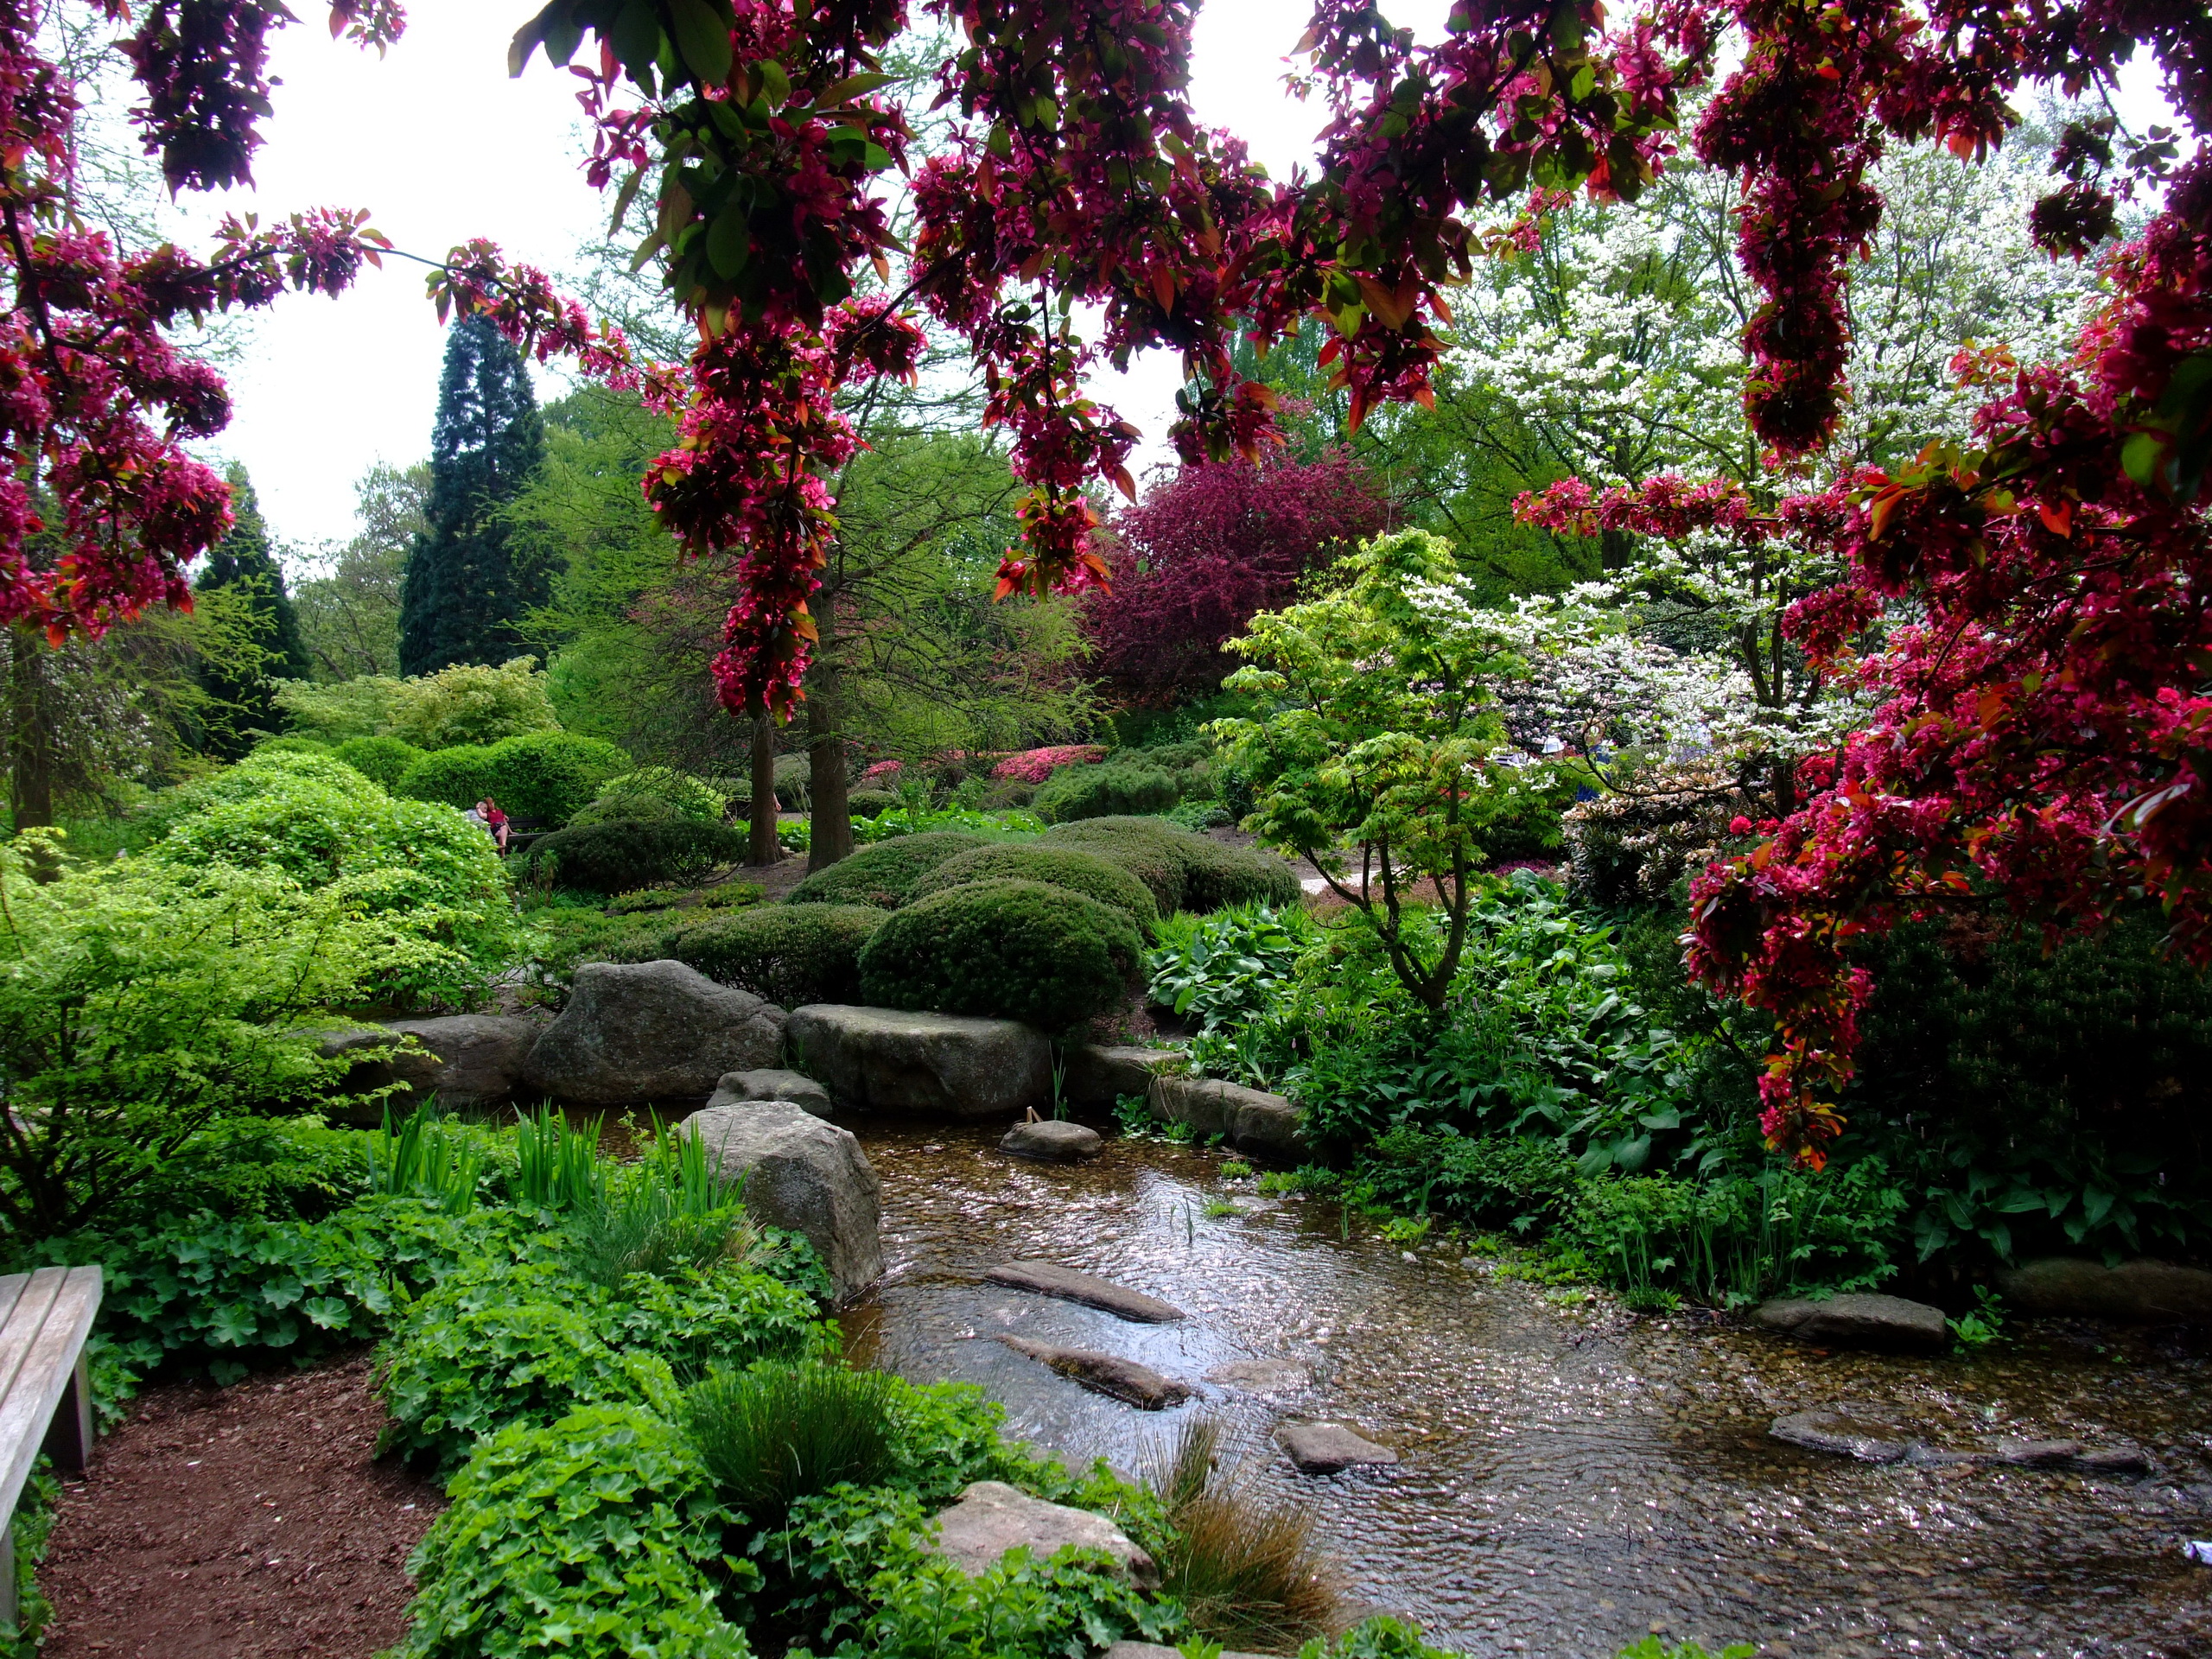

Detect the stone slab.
[
  {"left": 927, "top": 1480, "right": 1156, "bottom": 1586},
  {"left": 1755, "top": 1293, "right": 1949, "bottom": 1353},
  {"left": 1277, "top": 1421, "right": 1396, "bottom": 1474},
  {"left": 710, "top": 1067, "right": 834, "bottom": 1119},
  {"left": 1997, "top": 1257, "right": 2212, "bottom": 1324},
  {"left": 524, "top": 960, "right": 785, "bottom": 1105},
  {"left": 786, "top": 1004, "right": 1050, "bottom": 1119},
  {"left": 1205, "top": 1358, "right": 1313, "bottom": 1395},
  {"left": 1063, "top": 1044, "right": 1179, "bottom": 1109},
  {"left": 997, "top": 1336, "right": 1193, "bottom": 1409},
  {"left": 983, "top": 1260, "right": 1185, "bottom": 1323},
  {"left": 1148, "top": 1075, "right": 1307, "bottom": 1158},
  {"left": 1000, "top": 1120, "right": 1103, "bottom": 1161}
]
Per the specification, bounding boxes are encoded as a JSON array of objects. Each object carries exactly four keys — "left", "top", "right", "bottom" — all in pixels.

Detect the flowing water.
[{"left": 837, "top": 1123, "right": 2212, "bottom": 1659}]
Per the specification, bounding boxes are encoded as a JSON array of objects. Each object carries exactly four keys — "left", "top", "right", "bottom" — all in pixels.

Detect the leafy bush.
[
  {"left": 150, "top": 766, "right": 525, "bottom": 1000},
  {"left": 1166, "top": 800, "right": 1234, "bottom": 831},
  {"left": 684, "top": 1361, "right": 901, "bottom": 1519},
  {"left": 276, "top": 658, "right": 561, "bottom": 750},
  {"left": 480, "top": 732, "right": 632, "bottom": 826},
  {"left": 819, "top": 1535, "right": 1173, "bottom": 1659},
  {"left": 102, "top": 1116, "right": 373, "bottom": 1228},
  {"left": 908, "top": 844, "right": 1160, "bottom": 932},
  {"left": 1561, "top": 760, "right": 1751, "bottom": 906},
  {"left": 851, "top": 804, "right": 1045, "bottom": 845},
  {"left": 1033, "top": 761, "right": 1179, "bottom": 823},
  {"left": 859, "top": 879, "right": 1143, "bottom": 1032},
  {"left": 572, "top": 767, "right": 730, "bottom": 829},
  {"left": 395, "top": 744, "right": 500, "bottom": 811},
  {"left": 251, "top": 734, "right": 331, "bottom": 756},
  {"left": 785, "top": 831, "right": 986, "bottom": 909},
  {"left": 1355, "top": 1128, "right": 1581, "bottom": 1236},
  {"left": 526, "top": 820, "right": 749, "bottom": 894},
  {"left": 1177, "top": 832, "right": 1303, "bottom": 912},
  {"left": 397, "top": 1404, "right": 750, "bottom": 1659},
  {"left": 333, "top": 734, "right": 428, "bottom": 790},
  {"left": 992, "top": 745, "right": 1106, "bottom": 785},
  {"left": 652, "top": 904, "right": 887, "bottom": 1007}
]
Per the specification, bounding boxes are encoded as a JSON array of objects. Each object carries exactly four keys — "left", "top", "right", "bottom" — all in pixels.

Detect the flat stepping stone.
[
  {"left": 1205, "top": 1357, "right": 1312, "bottom": 1395},
  {"left": 1278, "top": 1421, "right": 1396, "bottom": 1474},
  {"left": 928, "top": 1480, "right": 1157, "bottom": 1584},
  {"left": 1771, "top": 1404, "right": 2152, "bottom": 1474},
  {"left": 1000, "top": 1120, "right": 1103, "bottom": 1162},
  {"left": 998, "top": 1336, "right": 1194, "bottom": 1408},
  {"left": 1754, "top": 1292, "right": 1948, "bottom": 1352},
  {"left": 983, "top": 1260, "right": 1184, "bottom": 1322}
]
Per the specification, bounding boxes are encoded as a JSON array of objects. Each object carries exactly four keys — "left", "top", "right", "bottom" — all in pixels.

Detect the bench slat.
[
  {"left": 0, "top": 1269, "right": 66, "bottom": 1415},
  {"left": 0, "top": 1266, "right": 101, "bottom": 1523}
]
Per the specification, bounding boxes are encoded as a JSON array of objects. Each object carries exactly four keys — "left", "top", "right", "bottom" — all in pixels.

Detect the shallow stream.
[{"left": 838, "top": 1123, "right": 2212, "bottom": 1659}]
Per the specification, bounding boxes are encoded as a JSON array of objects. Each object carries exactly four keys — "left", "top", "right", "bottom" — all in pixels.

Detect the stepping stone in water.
[
  {"left": 1753, "top": 1292, "right": 1948, "bottom": 1352},
  {"left": 1205, "top": 1357, "right": 1312, "bottom": 1395},
  {"left": 998, "top": 1335, "right": 1194, "bottom": 1408},
  {"left": 1277, "top": 1421, "right": 1397, "bottom": 1474},
  {"left": 1000, "top": 1119, "right": 1103, "bottom": 1162},
  {"left": 983, "top": 1260, "right": 1185, "bottom": 1322},
  {"left": 1771, "top": 1404, "right": 2154, "bottom": 1475},
  {"left": 928, "top": 1480, "right": 1157, "bottom": 1585}
]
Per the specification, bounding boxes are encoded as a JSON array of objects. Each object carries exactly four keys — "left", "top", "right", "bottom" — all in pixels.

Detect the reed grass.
[{"left": 683, "top": 1360, "right": 901, "bottom": 1517}]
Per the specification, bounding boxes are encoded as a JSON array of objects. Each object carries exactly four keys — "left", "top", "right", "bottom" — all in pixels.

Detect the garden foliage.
[
  {"left": 860, "top": 879, "right": 1144, "bottom": 1033},
  {"left": 1033, "top": 761, "right": 1179, "bottom": 824},
  {"left": 526, "top": 820, "right": 748, "bottom": 894},
  {"left": 785, "top": 832, "right": 986, "bottom": 910},
  {"left": 648, "top": 904, "right": 887, "bottom": 1007},
  {"left": 1044, "top": 817, "right": 1300, "bottom": 916},
  {"left": 331, "top": 734, "right": 428, "bottom": 790},
  {"left": 908, "top": 843, "right": 1160, "bottom": 932},
  {"left": 398, "top": 731, "right": 630, "bottom": 825}
]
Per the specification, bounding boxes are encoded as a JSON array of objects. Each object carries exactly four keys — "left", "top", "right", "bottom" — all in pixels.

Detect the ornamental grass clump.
[
  {"left": 906, "top": 842, "right": 1160, "bottom": 933},
  {"left": 858, "top": 878, "right": 1143, "bottom": 1032},
  {"left": 1141, "top": 1415, "right": 1343, "bottom": 1651},
  {"left": 568, "top": 1131, "right": 760, "bottom": 1288},
  {"left": 683, "top": 1359, "right": 902, "bottom": 1520}
]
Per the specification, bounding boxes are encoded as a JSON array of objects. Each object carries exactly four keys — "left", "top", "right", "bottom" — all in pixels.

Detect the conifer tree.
[
  {"left": 195, "top": 462, "right": 309, "bottom": 757},
  {"left": 399, "top": 315, "right": 548, "bottom": 675}
]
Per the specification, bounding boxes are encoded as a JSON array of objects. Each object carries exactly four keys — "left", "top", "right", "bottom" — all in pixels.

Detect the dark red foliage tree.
[{"left": 1084, "top": 450, "right": 1388, "bottom": 704}]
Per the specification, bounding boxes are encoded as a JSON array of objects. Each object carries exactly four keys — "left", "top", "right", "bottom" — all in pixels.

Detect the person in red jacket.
[{"left": 483, "top": 797, "right": 511, "bottom": 855}]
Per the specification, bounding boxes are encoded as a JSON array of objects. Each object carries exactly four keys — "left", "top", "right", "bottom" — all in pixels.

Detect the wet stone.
[
  {"left": 710, "top": 1067, "right": 834, "bottom": 1119},
  {"left": 928, "top": 1480, "right": 1157, "bottom": 1585},
  {"left": 1205, "top": 1357, "right": 1313, "bottom": 1395},
  {"left": 999, "top": 1119, "right": 1103, "bottom": 1162},
  {"left": 983, "top": 1260, "right": 1185, "bottom": 1323},
  {"left": 997, "top": 1335, "right": 1194, "bottom": 1409},
  {"left": 1755, "top": 1293, "right": 1949, "bottom": 1353},
  {"left": 1278, "top": 1421, "right": 1397, "bottom": 1474},
  {"left": 1770, "top": 1405, "right": 1915, "bottom": 1464}
]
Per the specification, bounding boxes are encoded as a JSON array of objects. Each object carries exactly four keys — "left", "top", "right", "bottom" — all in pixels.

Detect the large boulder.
[
  {"left": 316, "top": 1014, "right": 538, "bottom": 1122},
  {"left": 524, "top": 961, "right": 785, "bottom": 1105},
  {"left": 927, "top": 1481, "right": 1156, "bottom": 1586},
  {"left": 679, "top": 1100, "right": 882, "bottom": 1306},
  {"left": 710, "top": 1067, "right": 835, "bottom": 1121},
  {"left": 785, "top": 1005, "right": 1050, "bottom": 1119},
  {"left": 1148, "top": 1075, "right": 1307, "bottom": 1158},
  {"left": 1996, "top": 1257, "right": 2212, "bottom": 1324},
  {"left": 1062, "top": 1044, "right": 1179, "bottom": 1109},
  {"left": 1754, "top": 1293, "right": 1948, "bottom": 1353}
]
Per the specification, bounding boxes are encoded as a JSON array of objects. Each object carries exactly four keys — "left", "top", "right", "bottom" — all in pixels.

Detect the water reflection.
[{"left": 840, "top": 1123, "right": 2212, "bottom": 1658}]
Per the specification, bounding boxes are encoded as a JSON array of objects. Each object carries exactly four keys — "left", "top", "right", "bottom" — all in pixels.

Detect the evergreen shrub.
[
  {"left": 251, "top": 734, "right": 330, "bottom": 756},
  {"left": 652, "top": 904, "right": 887, "bottom": 1007},
  {"left": 572, "top": 766, "right": 728, "bottom": 828},
  {"left": 785, "top": 832, "right": 985, "bottom": 909},
  {"left": 526, "top": 820, "right": 748, "bottom": 893},
  {"left": 847, "top": 787, "right": 899, "bottom": 819},
  {"left": 858, "top": 879, "right": 1143, "bottom": 1031},
  {"left": 1045, "top": 817, "right": 1300, "bottom": 913},
  {"left": 907, "top": 843, "right": 1159, "bottom": 932},
  {"left": 1033, "top": 761, "right": 1179, "bottom": 823},
  {"left": 395, "top": 744, "right": 499, "bottom": 811},
  {"left": 480, "top": 732, "right": 631, "bottom": 825},
  {"left": 333, "top": 734, "right": 428, "bottom": 791}
]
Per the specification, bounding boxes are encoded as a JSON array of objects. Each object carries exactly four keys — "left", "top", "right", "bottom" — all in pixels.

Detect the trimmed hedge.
[
  {"left": 332, "top": 734, "right": 428, "bottom": 791},
  {"left": 650, "top": 904, "right": 888, "bottom": 1007},
  {"left": 397, "top": 732, "right": 631, "bottom": 827},
  {"left": 785, "top": 832, "right": 985, "bottom": 910},
  {"left": 847, "top": 788, "right": 899, "bottom": 819},
  {"left": 907, "top": 844, "right": 1159, "bottom": 933},
  {"left": 858, "top": 878, "right": 1143, "bottom": 1032},
  {"left": 1044, "top": 817, "right": 1300, "bottom": 914},
  {"left": 525, "top": 819, "right": 748, "bottom": 893},
  {"left": 1033, "top": 762, "right": 1179, "bottom": 824},
  {"left": 571, "top": 767, "right": 728, "bottom": 829}
]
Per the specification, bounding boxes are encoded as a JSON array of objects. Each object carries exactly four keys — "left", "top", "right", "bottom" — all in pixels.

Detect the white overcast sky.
[{"left": 173, "top": 1, "right": 2160, "bottom": 556}]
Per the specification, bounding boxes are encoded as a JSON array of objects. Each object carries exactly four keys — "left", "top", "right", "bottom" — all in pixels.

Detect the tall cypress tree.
[
  {"left": 197, "top": 463, "right": 310, "bottom": 758},
  {"left": 398, "top": 315, "right": 548, "bottom": 675}
]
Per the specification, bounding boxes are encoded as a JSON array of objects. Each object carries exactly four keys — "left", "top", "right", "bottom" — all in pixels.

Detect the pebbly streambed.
[{"left": 836, "top": 1122, "right": 2212, "bottom": 1659}]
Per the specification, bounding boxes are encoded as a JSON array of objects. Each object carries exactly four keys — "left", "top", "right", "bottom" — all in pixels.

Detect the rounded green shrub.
[
  {"left": 481, "top": 731, "right": 632, "bottom": 826},
  {"left": 655, "top": 904, "right": 887, "bottom": 1006},
  {"left": 858, "top": 878, "right": 1143, "bottom": 1031},
  {"left": 907, "top": 844, "right": 1159, "bottom": 933},
  {"left": 847, "top": 787, "right": 899, "bottom": 819},
  {"left": 332, "top": 734, "right": 428, "bottom": 791},
  {"left": 396, "top": 743, "right": 499, "bottom": 810},
  {"left": 251, "top": 734, "right": 331, "bottom": 757},
  {"left": 1033, "top": 761, "right": 1179, "bottom": 824},
  {"left": 1045, "top": 817, "right": 1300, "bottom": 914},
  {"left": 526, "top": 820, "right": 750, "bottom": 894},
  {"left": 572, "top": 766, "right": 729, "bottom": 829},
  {"left": 785, "top": 831, "right": 985, "bottom": 909}
]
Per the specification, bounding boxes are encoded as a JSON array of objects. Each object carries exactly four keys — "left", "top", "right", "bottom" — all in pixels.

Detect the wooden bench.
[{"left": 0, "top": 1267, "right": 101, "bottom": 1630}]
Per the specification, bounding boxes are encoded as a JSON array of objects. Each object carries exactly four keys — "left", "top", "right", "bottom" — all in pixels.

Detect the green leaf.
[
  {"left": 816, "top": 70, "right": 894, "bottom": 105},
  {"left": 706, "top": 206, "right": 751, "bottom": 279},
  {"left": 667, "top": 0, "right": 733, "bottom": 86},
  {"left": 755, "top": 56, "right": 791, "bottom": 108}
]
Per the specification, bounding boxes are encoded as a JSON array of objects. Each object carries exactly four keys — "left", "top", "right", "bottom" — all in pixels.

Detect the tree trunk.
[
  {"left": 747, "top": 711, "right": 779, "bottom": 868},
  {"left": 8, "top": 631, "right": 53, "bottom": 830},
  {"left": 807, "top": 588, "right": 854, "bottom": 869}
]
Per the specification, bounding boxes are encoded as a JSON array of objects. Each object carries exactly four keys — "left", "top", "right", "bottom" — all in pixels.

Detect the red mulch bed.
[{"left": 37, "top": 1352, "right": 444, "bottom": 1659}]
